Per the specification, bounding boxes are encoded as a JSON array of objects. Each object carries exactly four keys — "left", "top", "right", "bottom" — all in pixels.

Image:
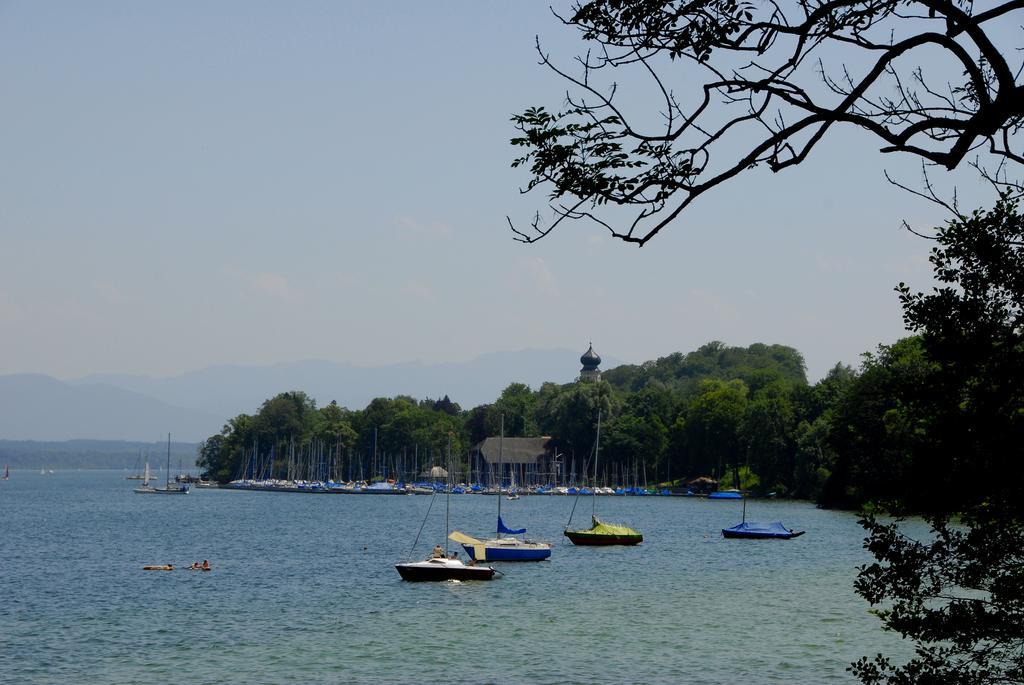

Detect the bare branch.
[{"left": 510, "top": 0, "right": 1024, "bottom": 244}]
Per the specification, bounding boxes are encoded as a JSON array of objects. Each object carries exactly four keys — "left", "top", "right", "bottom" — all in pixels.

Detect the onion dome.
[{"left": 580, "top": 343, "right": 601, "bottom": 370}]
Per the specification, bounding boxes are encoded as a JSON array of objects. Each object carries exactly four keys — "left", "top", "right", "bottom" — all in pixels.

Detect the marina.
[{"left": 210, "top": 479, "right": 687, "bottom": 496}]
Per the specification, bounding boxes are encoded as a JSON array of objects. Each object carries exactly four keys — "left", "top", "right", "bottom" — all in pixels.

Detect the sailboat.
[
  {"left": 506, "top": 463, "right": 520, "bottom": 500},
  {"left": 450, "top": 415, "right": 551, "bottom": 562},
  {"left": 125, "top": 452, "right": 148, "bottom": 480},
  {"left": 134, "top": 435, "right": 189, "bottom": 495},
  {"left": 2, "top": 465, "right": 8, "bottom": 480},
  {"left": 564, "top": 410, "right": 643, "bottom": 546},
  {"left": 721, "top": 494, "right": 805, "bottom": 539},
  {"left": 396, "top": 434, "right": 498, "bottom": 581},
  {"left": 132, "top": 461, "right": 153, "bottom": 490}
]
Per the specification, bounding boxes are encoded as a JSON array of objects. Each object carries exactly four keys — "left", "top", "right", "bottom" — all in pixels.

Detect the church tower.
[{"left": 579, "top": 342, "right": 602, "bottom": 382}]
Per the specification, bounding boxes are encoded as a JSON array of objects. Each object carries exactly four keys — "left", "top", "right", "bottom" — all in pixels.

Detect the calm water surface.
[{"left": 1, "top": 471, "right": 913, "bottom": 684}]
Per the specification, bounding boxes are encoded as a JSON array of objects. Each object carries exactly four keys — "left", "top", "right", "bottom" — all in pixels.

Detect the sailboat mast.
[
  {"left": 593, "top": 410, "right": 601, "bottom": 517},
  {"left": 445, "top": 432, "right": 451, "bottom": 556},
  {"left": 497, "top": 414, "right": 503, "bottom": 538},
  {"left": 165, "top": 433, "right": 171, "bottom": 489}
]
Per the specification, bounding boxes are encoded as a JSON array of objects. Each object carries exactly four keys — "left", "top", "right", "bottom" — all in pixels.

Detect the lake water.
[{"left": 1, "top": 471, "right": 913, "bottom": 684}]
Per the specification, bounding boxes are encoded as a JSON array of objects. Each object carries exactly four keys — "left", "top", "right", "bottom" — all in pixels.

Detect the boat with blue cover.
[
  {"left": 721, "top": 521, "right": 805, "bottom": 539},
  {"left": 451, "top": 517, "right": 552, "bottom": 561},
  {"left": 362, "top": 480, "right": 404, "bottom": 494},
  {"left": 450, "top": 415, "right": 552, "bottom": 561},
  {"left": 721, "top": 495, "right": 804, "bottom": 539}
]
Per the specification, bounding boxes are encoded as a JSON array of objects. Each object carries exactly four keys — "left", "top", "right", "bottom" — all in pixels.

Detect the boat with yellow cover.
[
  {"left": 564, "top": 515, "right": 643, "bottom": 546},
  {"left": 563, "top": 410, "right": 643, "bottom": 546}
]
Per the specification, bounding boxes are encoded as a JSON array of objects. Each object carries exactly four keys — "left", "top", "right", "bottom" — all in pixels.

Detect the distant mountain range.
[
  {"left": 0, "top": 374, "right": 222, "bottom": 443},
  {"left": 0, "top": 438, "right": 199, "bottom": 470},
  {"left": 1, "top": 348, "right": 612, "bottom": 442}
]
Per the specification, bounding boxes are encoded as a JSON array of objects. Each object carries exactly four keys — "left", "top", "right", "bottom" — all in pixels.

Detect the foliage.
[
  {"left": 851, "top": 197, "right": 1024, "bottom": 684},
  {"left": 196, "top": 391, "right": 465, "bottom": 482},
  {"left": 193, "top": 340, "right": 863, "bottom": 498},
  {"left": 602, "top": 342, "right": 807, "bottom": 396},
  {"left": 196, "top": 434, "right": 230, "bottom": 482},
  {"left": 743, "top": 382, "right": 796, "bottom": 494},
  {"left": 819, "top": 337, "right": 936, "bottom": 509},
  {"left": 545, "top": 380, "right": 618, "bottom": 455},
  {"left": 852, "top": 512, "right": 1024, "bottom": 685},
  {"left": 896, "top": 194, "right": 1024, "bottom": 512},
  {"left": 678, "top": 378, "right": 748, "bottom": 480},
  {"left": 431, "top": 395, "right": 461, "bottom": 416},
  {"left": 510, "top": 0, "right": 1023, "bottom": 244},
  {"left": 738, "top": 465, "right": 761, "bottom": 492},
  {"left": 791, "top": 416, "right": 834, "bottom": 499},
  {"left": 602, "top": 411, "right": 669, "bottom": 479},
  {"left": 492, "top": 382, "right": 539, "bottom": 437}
]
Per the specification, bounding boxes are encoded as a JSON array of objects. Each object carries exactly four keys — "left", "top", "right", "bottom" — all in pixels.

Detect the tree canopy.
[
  {"left": 850, "top": 196, "right": 1024, "bottom": 684},
  {"left": 195, "top": 342, "right": 836, "bottom": 497},
  {"left": 510, "top": 0, "right": 1024, "bottom": 244}
]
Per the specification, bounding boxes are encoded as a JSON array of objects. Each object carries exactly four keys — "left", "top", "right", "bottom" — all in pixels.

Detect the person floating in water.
[{"left": 201, "top": 560, "right": 210, "bottom": 571}]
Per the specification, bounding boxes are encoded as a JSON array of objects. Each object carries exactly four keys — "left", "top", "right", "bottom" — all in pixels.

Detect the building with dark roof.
[{"left": 470, "top": 436, "right": 556, "bottom": 487}]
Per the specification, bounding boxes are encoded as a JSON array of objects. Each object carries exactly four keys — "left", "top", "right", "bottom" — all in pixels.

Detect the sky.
[{"left": 0, "top": 1, "right": 1003, "bottom": 383}]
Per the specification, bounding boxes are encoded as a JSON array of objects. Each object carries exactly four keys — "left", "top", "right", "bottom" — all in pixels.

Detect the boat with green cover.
[
  {"left": 564, "top": 515, "right": 643, "bottom": 545},
  {"left": 563, "top": 410, "right": 643, "bottom": 546}
]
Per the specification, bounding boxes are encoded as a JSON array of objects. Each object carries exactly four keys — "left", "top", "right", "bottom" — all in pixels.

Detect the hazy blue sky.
[{"left": 0, "top": 1, "right": 998, "bottom": 383}]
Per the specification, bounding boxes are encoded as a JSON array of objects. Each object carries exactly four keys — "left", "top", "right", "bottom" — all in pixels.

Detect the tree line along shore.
[{"left": 197, "top": 338, "right": 933, "bottom": 510}]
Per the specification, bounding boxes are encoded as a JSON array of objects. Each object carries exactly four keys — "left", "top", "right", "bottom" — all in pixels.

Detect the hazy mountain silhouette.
[
  {"left": 76, "top": 348, "right": 601, "bottom": 416},
  {"left": 0, "top": 438, "right": 199, "bottom": 470},
  {"left": 0, "top": 374, "right": 222, "bottom": 442},
  {"left": 1, "top": 348, "right": 612, "bottom": 441}
]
